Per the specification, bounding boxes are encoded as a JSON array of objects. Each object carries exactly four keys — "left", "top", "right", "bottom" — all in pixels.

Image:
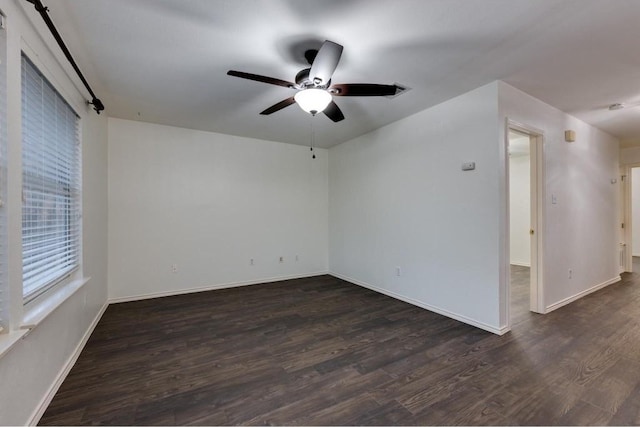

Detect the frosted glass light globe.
[{"left": 294, "top": 88, "right": 332, "bottom": 115}]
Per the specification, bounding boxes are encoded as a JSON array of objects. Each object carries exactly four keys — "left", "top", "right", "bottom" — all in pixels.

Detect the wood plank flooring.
[
  {"left": 510, "top": 264, "right": 533, "bottom": 327},
  {"left": 40, "top": 272, "right": 640, "bottom": 425}
]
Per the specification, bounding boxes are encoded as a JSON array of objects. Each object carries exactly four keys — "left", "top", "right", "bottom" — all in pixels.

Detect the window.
[{"left": 21, "top": 54, "right": 81, "bottom": 303}]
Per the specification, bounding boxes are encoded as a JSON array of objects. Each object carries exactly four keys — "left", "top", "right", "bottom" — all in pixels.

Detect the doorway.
[
  {"left": 632, "top": 168, "right": 640, "bottom": 272},
  {"left": 621, "top": 164, "right": 640, "bottom": 273},
  {"left": 507, "top": 123, "right": 544, "bottom": 327}
]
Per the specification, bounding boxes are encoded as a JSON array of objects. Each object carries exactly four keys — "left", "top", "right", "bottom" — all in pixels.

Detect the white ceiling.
[{"left": 43, "top": 0, "right": 640, "bottom": 149}]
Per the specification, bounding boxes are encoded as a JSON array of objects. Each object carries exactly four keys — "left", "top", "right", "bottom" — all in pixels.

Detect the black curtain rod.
[{"left": 25, "top": 0, "right": 104, "bottom": 114}]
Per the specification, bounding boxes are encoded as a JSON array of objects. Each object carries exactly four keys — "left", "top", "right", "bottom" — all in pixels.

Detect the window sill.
[
  {"left": 0, "top": 329, "right": 29, "bottom": 359},
  {"left": 21, "top": 277, "right": 91, "bottom": 330}
]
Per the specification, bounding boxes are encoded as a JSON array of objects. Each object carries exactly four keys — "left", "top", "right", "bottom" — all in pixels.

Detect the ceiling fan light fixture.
[
  {"left": 294, "top": 88, "right": 332, "bottom": 115},
  {"left": 609, "top": 103, "right": 625, "bottom": 111}
]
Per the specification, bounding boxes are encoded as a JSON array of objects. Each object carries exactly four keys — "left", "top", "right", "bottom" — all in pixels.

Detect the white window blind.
[{"left": 21, "top": 54, "right": 81, "bottom": 303}]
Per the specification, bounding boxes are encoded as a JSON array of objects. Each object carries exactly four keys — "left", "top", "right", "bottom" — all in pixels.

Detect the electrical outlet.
[
  {"left": 295, "top": 255, "right": 299, "bottom": 262},
  {"left": 250, "top": 258, "right": 254, "bottom": 266},
  {"left": 171, "top": 264, "right": 178, "bottom": 273},
  {"left": 396, "top": 266, "right": 402, "bottom": 277},
  {"left": 279, "top": 256, "right": 284, "bottom": 263}
]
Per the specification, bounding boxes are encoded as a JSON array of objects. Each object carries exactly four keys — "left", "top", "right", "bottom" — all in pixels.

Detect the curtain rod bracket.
[{"left": 89, "top": 98, "right": 105, "bottom": 114}]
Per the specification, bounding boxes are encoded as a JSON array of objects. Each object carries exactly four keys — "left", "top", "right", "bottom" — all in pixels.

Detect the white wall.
[
  {"left": 329, "top": 80, "right": 619, "bottom": 333},
  {"left": 509, "top": 152, "right": 530, "bottom": 266},
  {"left": 632, "top": 168, "right": 640, "bottom": 255},
  {"left": 499, "top": 82, "right": 620, "bottom": 317},
  {"left": 0, "top": 0, "right": 108, "bottom": 425},
  {"left": 108, "top": 118, "right": 328, "bottom": 301},
  {"left": 621, "top": 146, "right": 640, "bottom": 165},
  {"left": 329, "top": 82, "right": 504, "bottom": 333}
]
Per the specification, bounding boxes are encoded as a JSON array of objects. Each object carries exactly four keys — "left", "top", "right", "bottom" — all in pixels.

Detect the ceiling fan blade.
[
  {"left": 323, "top": 101, "right": 345, "bottom": 122},
  {"left": 309, "top": 40, "right": 343, "bottom": 86},
  {"left": 227, "top": 70, "right": 295, "bottom": 88},
  {"left": 260, "top": 97, "right": 296, "bottom": 115},
  {"left": 330, "top": 83, "right": 399, "bottom": 97}
]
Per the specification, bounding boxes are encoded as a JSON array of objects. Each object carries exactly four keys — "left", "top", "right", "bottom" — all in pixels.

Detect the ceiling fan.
[
  {"left": 227, "top": 40, "right": 401, "bottom": 122},
  {"left": 609, "top": 102, "right": 640, "bottom": 111}
]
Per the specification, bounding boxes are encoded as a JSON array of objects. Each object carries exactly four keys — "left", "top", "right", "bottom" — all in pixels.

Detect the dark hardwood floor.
[
  {"left": 510, "top": 264, "right": 533, "bottom": 327},
  {"left": 40, "top": 271, "right": 640, "bottom": 425}
]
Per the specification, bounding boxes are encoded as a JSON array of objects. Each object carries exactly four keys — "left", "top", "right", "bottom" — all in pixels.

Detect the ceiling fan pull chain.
[{"left": 310, "top": 118, "right": 316, "bottom": 159}]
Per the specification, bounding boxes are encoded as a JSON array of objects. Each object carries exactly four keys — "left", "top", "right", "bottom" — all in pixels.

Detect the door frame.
[{"left": 505, "top": 119, "right": 545, "bottom": 321}]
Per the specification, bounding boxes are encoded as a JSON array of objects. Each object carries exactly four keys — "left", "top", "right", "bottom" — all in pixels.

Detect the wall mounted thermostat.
[{"left": 461, "top": 162, "right": 476, "bottom": 171}]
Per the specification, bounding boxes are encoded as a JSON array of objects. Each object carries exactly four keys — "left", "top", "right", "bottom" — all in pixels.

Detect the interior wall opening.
[
  {"left": 508, "top": 129, "right": 533, "bottom": 325},
  {"left": 621, "top": 164, "right": 640, "bottom": 274},
  {"left": 631, "top": 167, "right": 640, "bottom": 272}
]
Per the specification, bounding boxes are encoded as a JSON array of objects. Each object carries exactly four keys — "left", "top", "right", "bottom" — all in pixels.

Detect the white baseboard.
[
  {"left": 329, "top": 272, "right": 507, "bottom": 336},
  {"left": 510, "top": 262, "right": 531, "bottom": 268},
  {"left": 546, "top": 275, "right": 621, "bottom": 313},
  {"left": 27, "top": 302, "right": 109, "bottom": 426},
  {"left": 108, "top": 271, "right": 329, "bottom": 304}
]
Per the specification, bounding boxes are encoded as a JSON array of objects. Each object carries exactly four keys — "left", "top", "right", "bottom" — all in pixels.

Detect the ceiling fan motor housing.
[
  {"left": 295, "top": 68, "right": 330, "bottom": 89},
  {"left": 295, "top": 68, "right": 311, "bottom": 87}
]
